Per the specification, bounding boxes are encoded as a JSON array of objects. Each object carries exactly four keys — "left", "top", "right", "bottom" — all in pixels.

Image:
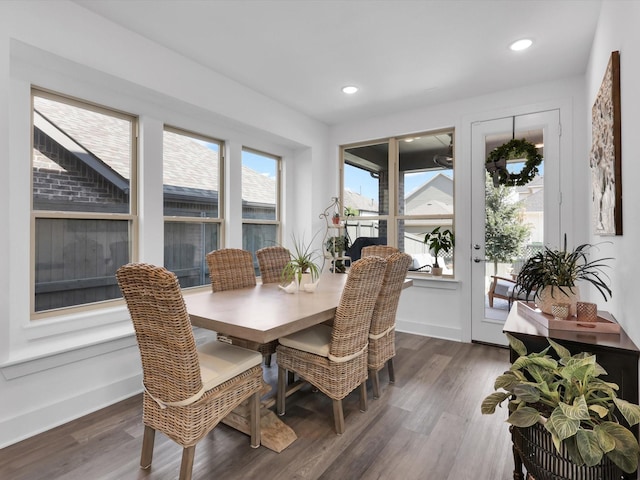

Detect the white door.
[{"left": 471, "top": 111, "right": 561, "bottom": 345}]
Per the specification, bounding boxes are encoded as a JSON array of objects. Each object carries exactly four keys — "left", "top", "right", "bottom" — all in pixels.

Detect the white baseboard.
[
  {"left": 0, "top": 373, "right": 142, "bottom": 449},
  {"left": 396, "top": 319, "right": 462, "bottom": 342}
]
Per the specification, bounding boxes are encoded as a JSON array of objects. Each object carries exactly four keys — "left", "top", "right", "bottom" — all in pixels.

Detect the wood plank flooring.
[{"left": 0, "top": 333, "right": 515, "bottom": 480}]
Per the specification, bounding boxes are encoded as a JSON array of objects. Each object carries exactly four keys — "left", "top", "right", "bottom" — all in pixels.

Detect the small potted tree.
[{"left": 423, "top": 227, "right": 455, "bottom": 276}]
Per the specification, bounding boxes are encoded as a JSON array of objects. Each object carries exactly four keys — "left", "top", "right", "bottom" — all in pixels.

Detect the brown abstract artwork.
[{"left": 590, "top": 50, "right": 622, "bottom": 235}]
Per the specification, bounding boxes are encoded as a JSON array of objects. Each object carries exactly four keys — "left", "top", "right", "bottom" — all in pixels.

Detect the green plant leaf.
[
  {"left": 512, "top": 355, "right": 557, "bottom": 372},
  {"left": 559, "top": 396, "right": 590, "bottom": 421},
  {"left": 506, "top": 333, "right": 527, "bottom": 357},
  {"left": 548, "top": 338, "right": 571, "bottom": 360},
  {"left": 480, "top": 391, "right": 511, "bottom": 414},
  {"left": 512, "top": 384, "right": 541, "bottom": 403},
  {"left": 547, "top": 408, "right": 579, "bottom": 441},
  {"left": 589, "top": 404, "right": 610, "bottom": 419},
  {"left": 594, "top": 424, "right": 616, "bottom": 453},
  {"left": 613, "top": 397, "right": 640, "bottom": 427},
  {"left": 598, "top": 422, "right": 640, "bottom": 473},
  {"left": 506, "top": 407, "right": 540, "bottom": 427},
  {"left": 493, "top": 372, "right": 519, "bottom": 391},
  {"left": 575, "top": 429, "right": 604, "bottom": 467}
]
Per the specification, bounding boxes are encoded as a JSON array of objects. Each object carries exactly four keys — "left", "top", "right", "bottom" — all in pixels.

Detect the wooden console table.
[{"left": 504, "top": 303, "right": 640, "bottom": 480}]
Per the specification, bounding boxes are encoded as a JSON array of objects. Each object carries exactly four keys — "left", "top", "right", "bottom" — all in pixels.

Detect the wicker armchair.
[
  {"left": 368, "top": 252, "right": 412, "bottom": 398},
  {"left": 116, "top": 263, "right": 263, "bottom": 480},
  {"left": 206, "top": 248, "right": 278, "bottom": 366},
  {"left": 256, "top": 246, "right": 290, "bottom": 284},
  {"left": 361, "top": 245, "right": 399, "bottom": 258},
  {"left": 276, "top": 255, "right": 387, "bottom": 434}
]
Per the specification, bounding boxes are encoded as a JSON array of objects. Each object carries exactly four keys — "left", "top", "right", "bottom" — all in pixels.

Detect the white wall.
[
  {"left": 330, "top": 77, "right": 588, "bottom": 343},
  {"left": 586, "top": 1, "right": 640, "bottom": 344},
  {"left": 0, "top": 0, "right": 330, "bottom": 448}
]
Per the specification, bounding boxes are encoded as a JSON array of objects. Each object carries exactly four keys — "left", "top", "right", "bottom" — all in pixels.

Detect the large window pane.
[
  {"left": 34, "top": 218, "right": 130, "bottom": 312},
  {"left": 164, "top": 221, "right": 219, "bottom": 288},
  {"left": 163, "top": 129, "right": 220, "bottom": 218},
  {"left": 32, "top": 90, "right": 135, "bottom": 314},
  {"left": 242, "top": 148, "right": 280, "bottom": 268},
  {"left": 33, "top": 96, "right": 132, "bottom": 214},
  {"left": 242, "top": 149, "right": 278, "bottom": 221}
]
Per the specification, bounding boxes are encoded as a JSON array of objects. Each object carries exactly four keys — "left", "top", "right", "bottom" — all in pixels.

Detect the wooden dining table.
[{"left": 183, "top": 272, "right": 412, "bottom": 452}]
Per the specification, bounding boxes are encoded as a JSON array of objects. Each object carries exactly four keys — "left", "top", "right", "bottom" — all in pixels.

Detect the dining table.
[{"left": 183, "top": 271, "right": 412, "bottom": 452}]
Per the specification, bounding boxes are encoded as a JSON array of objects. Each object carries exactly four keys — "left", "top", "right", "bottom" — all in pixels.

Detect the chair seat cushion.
[
  {"left": 197, "top": 341, "right": 262, "bottom": 390},
  {"left": 278, "top": 324, "right": 332, "bottom": 357}
]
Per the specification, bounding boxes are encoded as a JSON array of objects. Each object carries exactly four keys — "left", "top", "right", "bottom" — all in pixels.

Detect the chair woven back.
[
  {"left": 370, "top": 252, "right": 412, "bottom": 337},
  {"left": 206, "top": 248, "right": 257, "bottom": 292},
  {"left": 256, "top": 246, "right": 290, "bottom": 284},
  {"left": 116, "top": 263, "right": 203, "bottom": 404},
  {"left": 330, "top": 256, "right": 387, "bottom": 358},
  {"left": 361, "top": 245, "right": 399, "bottom": 259}
]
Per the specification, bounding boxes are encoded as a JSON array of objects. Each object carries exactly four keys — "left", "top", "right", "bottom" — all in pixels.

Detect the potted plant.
[
  {"left": 515, "top": 237, "right": 612, "bottom": 315},
  {"left": 325, "top": 234, "right": 350, "bottom": 273},
  {"left": 482, "top": 334, "right": 640, "bottom": 476},
  {"left": 281, "top": 233, "right": 322, "bottom": 288},
  {"left": 423, "top": 226, "right": 455, "bottom": 276},
  {"left": 332, "top": 212, "right": 341, "bottom": 225}
]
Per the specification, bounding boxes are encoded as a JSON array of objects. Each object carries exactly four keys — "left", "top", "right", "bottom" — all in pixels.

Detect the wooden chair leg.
[
  {"left": 250, "top": 390, "right": 261, "bottom": 448},
  {"left": 388, "top": 358, "right": 395, "bottom": 383},
  {"left": 370, "top": 368, "right": 381, "bottom": 399},
  {"left": 264, "top": 354, "right": 272, "bottom": 367},
  {"left": 179, "top": 445, "right": 196, "bottom": 480},
  {"left": 332, "top": 399, "right": 345, "bottom": 435},
  {"left": 359, "top": 382, "right": 368, "bottom": 412},
  {"left": 140, "top": 425, "right": 155, "bottom": 469},
  {"left": 277, "top": 366, "right": 287, "bottom": 416}
]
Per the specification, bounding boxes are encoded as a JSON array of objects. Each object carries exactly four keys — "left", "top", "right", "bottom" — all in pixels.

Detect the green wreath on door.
[{"left": 485, "top": 138, "right": 542, "bottom": 187}]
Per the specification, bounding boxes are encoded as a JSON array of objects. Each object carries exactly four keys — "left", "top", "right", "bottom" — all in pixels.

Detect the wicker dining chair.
[
  {"left": 116, "top": 263, "right": 263, "bottom": 480},
  {"left": 276, "top": 255, "right": 387, "bottom": 434},
  {"left": 361, "top": 245, "right": 400, "bottom": 258},
  {"left": 206, "top": 248, "right": 278, "bottom": 366},
  {"left": 256, "top": 246, "right": 290, "bottom": 284},
  {"left": 368, "top": 252, "right": 412, "bottom": 398}
]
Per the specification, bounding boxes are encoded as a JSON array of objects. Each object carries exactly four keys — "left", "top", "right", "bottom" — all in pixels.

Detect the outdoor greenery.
[
  {"left": 484, "top": 172, "right": 531, "bottom": 276},
  {"left": 423, "top": 226, "right": 455, "bottom": 268},
  {"left": 515, "top": 237, "right": 613, "bottom": 302},
  {"left": 281, "top": 233, "right": 322, "bottom": 284},
  {"left": 482, "top": 335, "right": 640, "bottom": 473}
]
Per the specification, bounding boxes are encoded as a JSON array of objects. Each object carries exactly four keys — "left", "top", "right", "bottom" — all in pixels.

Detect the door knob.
[{"left": 473, "top": 257, "right": 487, "bottom": 263}]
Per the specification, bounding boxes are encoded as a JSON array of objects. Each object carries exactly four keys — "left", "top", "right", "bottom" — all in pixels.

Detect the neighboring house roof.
[
  {"left": 33, "top": 96, "right": 276, "bottom": 204},
  {"left": 405, "top": 173, "right": 453, "bottom": 216},
  {"left": 343, "top": 189, "right": 378, "bottom": 214},
  {"left": 514, "top": 175, "right": 544, "bottom": 212}
]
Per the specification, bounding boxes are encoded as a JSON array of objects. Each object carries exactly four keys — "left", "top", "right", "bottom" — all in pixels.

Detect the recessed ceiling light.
[
  {"left": 510, "top": 39, "right": 533, "bottom": 51},
  {"left": 342, "top": 85, "right": 359, "bottom": 94}
]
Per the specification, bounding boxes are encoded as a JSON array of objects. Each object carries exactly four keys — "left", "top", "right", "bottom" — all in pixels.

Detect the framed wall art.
[{"left": 590, "top": 50, "right": 622, "bottom": 235}]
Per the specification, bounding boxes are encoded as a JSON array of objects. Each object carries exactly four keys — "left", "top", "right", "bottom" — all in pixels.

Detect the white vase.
[
  {"left": 296, "top": 273, "right": 313, "bottom": 292},
  {"left": 536, "top": 285, "right": 581, "bottom": 316}
]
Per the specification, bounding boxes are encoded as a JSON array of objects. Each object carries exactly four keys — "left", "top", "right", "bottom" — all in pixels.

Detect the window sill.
[{"left": 406, "top": 273, "right": 460, "bottom": 290}]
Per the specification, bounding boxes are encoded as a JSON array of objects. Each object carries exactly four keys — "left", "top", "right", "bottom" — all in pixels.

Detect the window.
[
  {"left": 341, "top": 129, "right": 455, "bottom": 275},
  {"left": 163, "top": 127, "right": 223, "bottom": 288},
  {"left": 32, "top": 89, "right": 137, "bottom": 314},
  {"left": 241, "top": 148, "right": 281, "bottom": 273}
]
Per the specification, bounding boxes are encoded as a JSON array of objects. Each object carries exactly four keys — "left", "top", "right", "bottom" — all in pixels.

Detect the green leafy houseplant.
[
  {"left": 482, "top": 334, "right": 640, "bottom": 474},
  {"left": 325, "top": 235, "right": 350, "bottom": 273},
  {"left": 281, "top": 233, "right": 322, "bottom": 285},
  {"left": 516, "top": 238, "right": 612, "bottom": 314},
  {"left": 423, "top": 227, "right": 455, "bottom": 269}
]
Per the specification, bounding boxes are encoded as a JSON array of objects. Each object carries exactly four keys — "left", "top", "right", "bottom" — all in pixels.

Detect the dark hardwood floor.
[{"left": 0, "top": 333, "right": 515, "bottom": 480}]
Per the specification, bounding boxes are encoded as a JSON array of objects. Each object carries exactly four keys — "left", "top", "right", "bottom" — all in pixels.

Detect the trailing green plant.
[
  {"left": 281, "top": 233, "right": 322, "bottom": 284},
  {"left": 516, "top": 237, "right": 612, "bottom": 301},
  {"left": 481, "top": 334, "right": 640, "bottom": 474},
  {"left": 423, "top": 226, "right": 455, "bottom": 268}
]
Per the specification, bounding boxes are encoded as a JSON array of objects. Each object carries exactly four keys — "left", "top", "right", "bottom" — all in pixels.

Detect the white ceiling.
[{"left": 73, "top": 0, "right": 602, "bottom": 126}]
